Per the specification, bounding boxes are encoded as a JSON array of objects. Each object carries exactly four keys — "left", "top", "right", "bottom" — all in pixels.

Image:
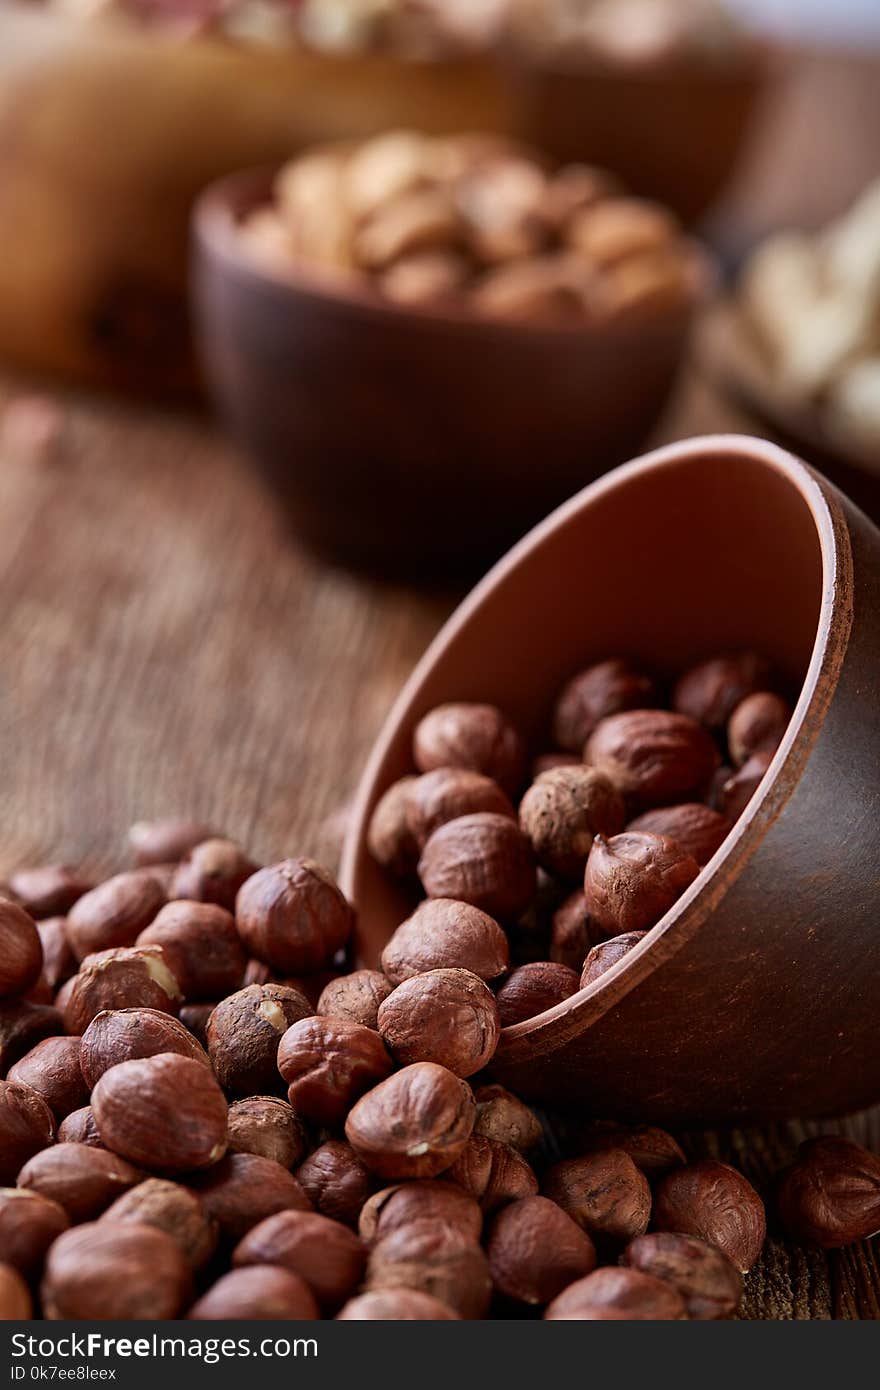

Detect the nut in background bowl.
[
  {"left": 191, "top": 169, "right": 708, "bottom": 577},
  {"left": 340, "top": 435, "right": 880, "bottom": 1124}
]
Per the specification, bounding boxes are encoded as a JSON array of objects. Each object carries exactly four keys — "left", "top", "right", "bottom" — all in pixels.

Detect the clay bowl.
[
  {"left": 192, "top": 170, "right": 707, "bottom": 577},
  {"left": 340, "top": 434, "right": 880, "bottom": 1126}
]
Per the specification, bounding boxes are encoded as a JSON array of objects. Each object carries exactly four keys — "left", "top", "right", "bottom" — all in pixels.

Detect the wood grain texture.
[{"left": 0, "top": 368, "right": 876, "bottom": 1318}]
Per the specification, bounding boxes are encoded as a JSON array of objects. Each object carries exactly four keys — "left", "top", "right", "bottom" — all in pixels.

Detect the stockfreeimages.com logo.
[{"left": 10, "top": 1334, "right": 317, "bottom": 1368}]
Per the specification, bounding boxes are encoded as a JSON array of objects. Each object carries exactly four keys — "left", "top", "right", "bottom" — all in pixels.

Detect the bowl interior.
[{"left": 343, "top": 436, "right": 828, "bottom": 967}]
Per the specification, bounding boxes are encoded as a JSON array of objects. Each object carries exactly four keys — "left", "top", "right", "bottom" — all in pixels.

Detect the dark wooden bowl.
[
  {"left": 191, "top": 170, "right": 707, "bottom": 577},
  {"left": 340, "top": 434, "right": 880, "bottom": 1126}
]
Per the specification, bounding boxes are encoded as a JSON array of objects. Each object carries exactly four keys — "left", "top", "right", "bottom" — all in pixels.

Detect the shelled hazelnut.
[
  {"left": 365, "top": 1218, "right": 491, "bottom": 1320},
  {"left": 207, "top": 982, "right": 312, "bottom": 1095},
  {"left": 57, "top": 1107, "right": 102, "bottom": 1148},
  {"left": 234, "top": 1209, "right": 365, "bottom": 1311},
  {"left": 137, "top": 901, "right": 246, "bottom": 1002},
  {"left": 227, "top": 1095, "right": 308, "bottom": 1169},
  {"left": 407, "top": 769, "right": 516, "bottom": 852},
  {"left": 35, "top": 919, "right": 76, "bottom": 993},
  {"left": 552, "top": 659, "right": 658, "bottom": 751},
  {"left": 673, "top": 652, "right": 773, "bottom": 731},
  {"left": 381, "top": 899, "right": 509, "bottom": 985},
  {"left": 317, "top": 970, "right": 393, "bottom": 1029},
  {"left": 519, "top": 766, "right": 624, "bottom": 879},
  {"left": 277, "top": 1016, "right": 393, "bottom": 1126},
  {"left": 66, "top": 871, "right": 166, "bottom": 961},
  {"left": 718, "top": 749, "right": 774, "bottom": 820},
  {"left": 62, "top": 946, "right": 182, "bottom": 1035},
  {"left": 8, "top": 1037, "right": 88, "bottom": 1121},
  {"left": 296, "top": 1141, "right": 376, "bottom": 1228},
  {"left": 447, "top": 1135, "right": 539, "bottom": 1213},
  {"left": 544, "top": 1151, "right": 651, "bottom": 1247},
  {"left": 0, "top": 900, "right": 43, "bottom": 1000},
  {"left": 366, "top": 778, "right": 420, "bottom": 877},
  {"left": 775, "top": 1137, "right": 880, "bottom": 1248},
  {"left": 550, "top": 890, "right": 596, "bottom": 971},
  {"left": 418, "top": 813, "right": 536, "bottom": 921},
  {"left": 623, "top": 1232, "right": 743, "bottom": 1319},
  {"left": 337, "top": 1289, "right": 460, "bottom": 1320},
  {"left": 0, "top": 1189, "right": 69, "bottom": 1281},
  {"left": 188, "top": 1265, "right": 319, "bottom": 1321},
  {"left": 100, "top": 1178, "right": 217, "bottom": 1269},
  {"left": 235, "top": 859, "right": 353, "bottom": 974},
  {"left": 9, "top": 866, "right": 92, "bottom": 921},
  {"left": 377, "top": 969, "right": 500, "bottom": 1077},
  {"left": 578, "top": 1125, "right": 685, "bottom": 1177},
  {"left": 42, "top": 1222, "right": 191, "bottom": 1320},
  {"left": 0, "top": 1001, "right": 63, "bottom": 1074},
  {"left": 127, "top": 818, "right": 217, "bottom": 867},
  {"left": 171, "top": 839, "right": 257, "bottom": 910},
  {"left": 345, "top": 1062, "right": 475, "bottom": 1180},
  {"left": 0, "top": 1081, "right": 56, "bottom": 1185},
  {"left": 585, "top": 710, "right": 720, "bottom": 809},
  {"left": 17, "top": 1144, "right": 144, "bottom": 1223},
  {"left": 80, "top": 1007, "right": 210, "bottom": 1088},
  {"left": 495, "top": 962, "right": 580, "bottom": 1026},
  {"left": 585, "top": 832, "right": 699, "bottom": 936},
  {"left": 581, "top": 932, "right": 646, "bottom": 986},
  {"left": 189, "top": 1153, "right": 311, "bottom": 1243},
  {"left": 544, "top": 1266, "right": 687, "bottom": 1320},
  {"left": 653, "top": 1159, "right": 766, "bottom": 1272},
  {"left": 412, "top": 703, "right": 526, "bottom": 797},
  {"left": 358, "top": 1179, "right": 483, "bottom": 1246},
  {"left": 488, "top": 1196, "right": 596, "bottom": 1306},
  {"left": 727, "top": 691, "right": 792, "bottom": 767},
  {"left": 91, "top": 1053, "right": 228, "bottom": 1173},
  {"left": 0, "top": 1263, "right": 32, "bottom": 1319},
  {"left": 473, "top": 1084, "right": 542, "bottom": 1153},
  {"left": 626, "top": 803, "right": 732, "bottom": 866}
]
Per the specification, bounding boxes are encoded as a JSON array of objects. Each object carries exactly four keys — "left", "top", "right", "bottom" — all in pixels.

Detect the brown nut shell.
[
  {"left": 544, "top": 1150, "right": 651, "bottom": 1246},
  {"left": 227, "top": 1096, "right": 308, "bottom": 1169},
  {"left": 345, "top": 1062, "right": 475, "bottom": 1180},
  {"left": 35, "top": 919, "right": 76, "bottom": 993},
  {"left": 277, "top": 1016, "right": 392, "bottom": 1127},
  {"left": 317, "top": 970, "right": 393, "bottom": 1029},
  {"left": 581, "top": 932, "right": 646, "bottom": 986},
  {"left": 62, "top": 946, "right": 182, "bottom": 1035},
  {"left": 381, "top": 899, "right": 509, "bottom": 985},
  {"left": 495, "top": 961, "right": 580, "bottom": 1026},
  {"left": 624, "top": 1232, "right": 743, "bottom": 1319},
  {"left": 550, "top": 890, "right": 597, "bottom": 970},
  {"left": 57, "top": 1107, "right": 102, "bottom": 1148},
  {"left": 80, "top": 1007, "right": 209, "bottom": 1089},
  {"left": 0, "top": 1081, "right": 56, "bottom": 1185},
  {"left": 0, "top": 901, "right": 43, "bottom": 1000},
  {"left": 474, "top": 1084, "right": 542, "bottom": 1153},
  {"left": 419, "top": 813, "right": 536, "bottom": 922},
  {"left": 296, "top": 1141, "right": 375, "bottom": 1228},
  {"left": 407, "top": 768, "right": 515, "bottom": 849},
  {"left": 366, "top": 777, "right": 419, "bottom": 877},
  {"left": 207, "top": 983, "right": 313, "bottom": 1095},
  {"left": 128, "top": 818, "right": 217, "bottom": 867},
  {"left": 235, "top": 859, "right": 353, "bottom": 975},
  {"left": 92, "top": 1053, "right": 228, "bottom": 1174},
  {"left": 9, "top": 866, "right": 92, "bottom": 920},
  {"left": 234, "top": 1209, "right": 365, "bottom": 1311},
  {"left": 0, "top": 1188, "right": 69, "bottom": 1280},
  {"left": 653, "top": 1159, "right": 766, "bottom": 1272},
  {"left": 776, "top": 1136, "right": 880, "bottom": 1249},
  {"left": 66, "top": 872, "right": 166, "bottom": 962},
  {"left": 519, "top": 766, "right": 625, "bottom": 879},
  {"left": 728, "top": 692, "right": 792, "bottom": 767},
  {"left": 378, "top": 969, "right": 500, "bottom": 1078},
  {"left": 8, "top": 1037, "right": 88, "bottom": 1121},
  {"left": 585, "top": 832, "right": 699, "bottom": 936},
  {"left": 0, "top": 1263, "right": 32, "bottom": 1319},
  {"left": 585, "top": 709, "right": 720, "bottom": 809},
  {"left": 358, "top": 1178, "right": 482, "bottom": 1246},
  {"left": 365, "top": 1219, "right": 491, "bottom": 1319},
  {"left": 578, "top": 1125, "right": 685, "bottom": 1177},
  {"left": 100, "top": 1178, "right": 217, "bottom": 1269},
  {"left": 413, "top": 703, "right": 526, "bottom": 797},
  {"left": 17, "top": 1144, "right": 144, "bottom": 1223},
  {"left": 488, "top": 1195, "right": 596, "bottom": 1306},
  {"left": 171, "top": 839, "right": 257, "bottom": 910},
  {"left": 189, "top": 1152, "right": 311, "bottom": 1243},
  {"left": 673, "top": 651, "right": 773, "bottom": 730},
  {"left": 626, "top": 803, "right": 732, "bottom": 866},
  {"left": 0, "top": 1001, "right": 63, "bottom": 1075},
  {"left": 137, "top": 901, "right": 246, "bottom": 1002},
  {"left": 447, "top": 1135, "right": 539, "bottom": 1213},
  {"left": 552, "top": 659, "right": 658, "bottom": 751}
]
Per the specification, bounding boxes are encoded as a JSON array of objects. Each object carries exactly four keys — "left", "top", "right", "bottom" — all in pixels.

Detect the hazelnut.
[
  {"left": 0, "top": 901, "right": 43, "bottom": 1000},
  {"left": 57, "top": 1106, "right": 102, "bottom": 1147},
  {"left": 495, "top": 961, "right": 580, "bottom": 1026},
  {"left": 354, "top": 189, "right": 460, "bottom": 271},
  {"left": 0, "top": 1080, "right": 55, "bottom": 1184},
  {"left": 188, "top": 1265, "right": 319, "bottom": 1320},
  {"left": 0, "top": 1263, "right": 32, "bottom": 1319},
  {"left": 457, "top": 154, "right": 547, "bottom": 263},
  {"left": 418, "top": 813, "right": 536, "bottom": 921},
  {"left": 345, "top": 1062, "right": 475, "bottom": 1180},
  {"left": 234, "top": 1209, "right": 365, "bottom": 1311},
  {"left": 487, "top": 1195, "right": 596, "bottom": 1306},
  {"left": 296, "top": 1141, "right": 376, "bottom": 1227},
  {"left": 227, "top": 1095, "right": 308, "bottom": 1169},
  {"left": 178, "top": 1002, "right": 215, "bottom": 1048},
  {"left": 8, "top": 1037, "right": 88, "bottom": 1120},
  {"left": 358, "top": 1179, "right": 482, "bottom": 1246},
  {"left": 0, "top": 1189, "right": 69, "bottom": 1280},
  {"left": 407, "top": 768, "right": 516, "bottom": 849},
  {"left": 92, "top": 1052, "right": 228, "bottom": 1173},
  {"left": 35, "top": 918, "right": 76, "bottom": 993},
  {"left": 552, "top": 658, "right": 658, "bottom": 751},
  {"left": 550, "top": 890, "right": 597, "bottom": 970},
  {"left": 520, "top": 766, "right": 625, "bottom": 879},
  {"left": 673, "top": 651, "right": 774, "bottom": 730},
  {"left": 171, "top": 838, "right": 257, "bottom": 910},
  {"left": 381, "top": 899, "right": 509, "bottom": 986},
  {"left": 540, "top": 163, "right": 620, "bottom": 228},
  {"left": 9, "top": 866, "right": 92, "bottom": 920},
  {"left": 366, "top": 777, "right": 419, "bottom": 876},
  {"left": 190, "top": 1152, "right": 311, "bottom": 1243},
  {"left": 337, "top": 1289, "right": 460, "bottom": 1319},
  {"left": 719, "top": 748, "right": 774, "bottom": 819},
  {"left": 42, "top": 1221, "right": 191, "bottom": 1319},
  {"left": 585, "top": 832, "right": 699, "bottom": 936},
  {"left": 567, "top": 198, "right": 678, "bottom": 267},
  {"left": 137, "top": 901, "right": 246, "bottom": 1001},
  {"left": 544, "top": 1266, "right": 687, "bottom": 1320},
  {"left": 728, "top": 692, "right": 792, "bottom": 767},
  {"left": 127, "top": 818, "right": 217, "bottom": 867},
  {"left": 776, "top": 1136, "right": 880, "bottom": 1249},
  {"left": 365, "top": 1219, "right": 491, "bottom": 1319},
  {"left": 413, "top": 702, "right": 526, "bottom": 797},
  {"left": 235, "top": 859, "right": 353, "bottom": 974},
  {"left": 378, "top": 969, "right": 500, "bottom": 1077},
  {"left": 317, "top": 970, "right": 393, "bottom": 1029},
  {"left": 627, "top": 803, "right": 733, "bottom": 866},
  {"left": 206, "top": 983, "right": 312, "bottom": 1095},
  {"left": 100, "top": 1178, "right": 217, "bottom": 1268},
  {"left": 25, "top": 974, "right": 54, "bottom": 1006},
  {"left": 544, "top": 1150, "right": 651, "bottom": 1247},
  {"left": 474, "top": 1084, "right": 542, "bottom": 1153},
  {"left": 580, "top": 932, "right": 646, "bottom": 986},
  {"left": 653, "top": 1159, "right": 766, "bottom": 1272},
  {"left": 532, "top": 752, "right": 581, "bottom": 777},
  {"left": 447, "top": 1135, "right": 539, "bottom": 1213},
  {"left": 277, "top": 1016, "right": 392, "bottom": 1126},
  {"left": 578, "top": 1124, "right": 685, "bottom": 1177},
  {"left": 62, "top": 945, "right": 182, "bottom": 1035},
  {"left": 80, "top": 1006, "right": 209, "bottom": 1089},
  {"left": 585, "top": 710, "right": 720, "bottom": 808},
  {"left": 623, "top": 1232, "right": 743, "bottom": 1319},
  {"left": 0, "top": 1000, "right": 63, "bottom": 1074},
  {"left": 66, "top": 871, "right": 166, "bottom": 961},
  {"left": 17, "top": 1143, "right": 144, "bottom": 1223}
]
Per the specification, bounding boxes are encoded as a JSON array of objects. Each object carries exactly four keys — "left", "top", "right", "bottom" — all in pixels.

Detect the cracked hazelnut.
[
  {"left": 407, "top": 768, "right": 515, "bottom": 849},
  {"left": 42, "top": 1221, "right": 191, "bottom": 1319},
  {"left": 581, "top": 932, "right": 646, "bottom": 986},
  {"left": 585, "top": 832, "right": 699, "bottom": 936},
  {"left": 495, "top": 961, "right": 580, "bottom": 1026},
  {"left": 447, "top": 1135, "right": 538, "bottom": 1213},
  {"left": 234, "top": 1209, "right": 365, "bottom": 1310},
  {"left": 358, "top": 1179, "right": 482, "bottom": 1245},
  {"left": 66, "top": 872, "right": 166, "bottom": 962},
  {"left": 366, "top": 777, "right": 420, "bottom": 876},
  {"left": 190, "top": 1152, "right": 311, "bottom": 1243},
  {"left": 544, "top": 1150, "right": 651, "bottom": 1247},
  {"left": 378, "top": 969, "right": 500, "bottom": 1077},
  {"left": 627, "top": 803, "right": 732, "bottom": 866},
  {"left": 188, "top": 1265, "right": 319, "bottom": 1320},
  {"left": 0, "top": 901, "right": 43, "bottom": 1000},
  {"left": 207, "top": 983, "right": 312, "bottom": 1095},
  {"left": 674, "top": 651, "right": 773, "bottom": 729},
  {"left": 0, "top": 1189, "right": 69, "bottom": 1280},
  {"left": 57, "top": 1107, "right": 102, "bottom": 1147},
  {"left": 9, "top": 866, "right": 92, "bottom": 920},
  {"left": 419, "top": 813, "right": 536, "bottom": 921},
  {"left": 178, "top": 1003, "right": 215, "bottom": 1048},
  {"left": 128, "top": 818, "right": 217, "bottom": 867},
  {"left": 345, "top": 1062, "right": 475, "bottom": 1180},
  {"left": 776, "top": 1136, "right": 880, "bottom": 1248},
  {"left": 317, "top": 970, "right": 393, "bottom": 1029},
  {"left": 277, "top": 1016, "right": 392, "bottom": 1126},
  {"left": 137, "top": 901, "right": 246, "bottom": 1002},
  {"left": 62, "top": 946, "right": 182, "bottom": 1035},
  {"left": 8, "top": 1037, "right": 88, "bottom": 1120},
  {"left": 719, "top": 748, "right": 774, "bottom": 819},
  {"left": 381, "top": 900, "right": 509, "bottom": 986},
  {"left": 296, "top": 1141, "right": 375, "bottom": 1227},
  {"left": 552, "top": 658, "right": 658, "bottom": 751},
  {"left": 171, "top": 839, "right": 257, "bottom": 910},
  {"left": 585, "top": 710, "right": 720, "bottom": 809},
  {"left": 474, "top": 1084, "right": 542, "bottom": 1153},
  {"left": 0, "top": 1001, "right": 63, "bottom": 1074},
  {"left": 624, "top": 1232, "right": 743, "bottom": 1319},
  {"left": 365, "top": 1219, "right": 491, "bottom": 1319},
  {"left": 520, "top": 766, "right": 625, "bottom": 879},
  {"left": 35, "top": 919, "right": 76, "bottom": 993},
  {"left": 227, "top": 1096, "right": 308, "bottom": 1169},
  {"left": 653, "top": 1159, "right": 766, "bottom": 1272},
  {"left": 0, "top": 1080, "right": 55, "bottom": 1183},
  {"left": 81, "top": 1007, "right": 209, "bottom": 1089},
  {"left": 579, "top": 1125, "right": 685, "bottom": 1177},
  {"left": 0, "top": 1263, "right": 32, "bottom": 1319},
  {"left": 92, "top": 1052, "right": 228, "bottom": 1173},
  {"left": 728, "top": 692, "right": 791, "bottom": 767},
  {"left": 18, "top": 1143, "right": 144, "bottom": 1223},
  {"left": 550, "top": 890, "right": 596, "bottom": 971},
  {"left": 235, "top": 859, "right": 353, "bottom": 974},
  {"left": 101, "top": 1178, "right": 217, "bottom": 1268},
  {"left": 488, "top": 1195, "right": 596, "bottom": 1306},
  {"left": 413, "top": 703, "right": 526, "bottom": 797},
  {"left": 338, "top": 1289, "right": 460, "bottom": 1319},
  {"left": 545, "top": 1266, "right": 687, "bottom": 1320}
]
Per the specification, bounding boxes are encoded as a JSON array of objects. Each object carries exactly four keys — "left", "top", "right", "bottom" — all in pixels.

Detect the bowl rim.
[
  {"left": 192, "top": 165, "right": 713, "bottom": 341},
  {"left": 339, "top": 433, "right": 854, "bottom": 1062}
]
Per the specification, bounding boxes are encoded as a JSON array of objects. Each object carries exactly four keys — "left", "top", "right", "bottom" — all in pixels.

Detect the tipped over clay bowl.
[{"left": 340, "top": 434, "right": 880, "bottom": 1126}]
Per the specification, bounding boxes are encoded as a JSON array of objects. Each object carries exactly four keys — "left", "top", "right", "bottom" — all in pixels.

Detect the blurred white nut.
[
  {"left": 456, "top": 157, "right": 548, "bottom": 264},
  {"left": 826, "top": 357, "right": 880, "bottom": 452},
  {"left": 568, "top": 198, "right": 679, "bottom": 268},
  {"left": 345, "top": 132, "right": 434, "bottom": 220},
  {"left": 473, "top": 254, "right": 599, "bottom": 322},
  {"left": 379, "top": 252, "right": 471, "bottom": 307},
  {"left": 354, "top": 190, "right": 460, "bottom": 270}
]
